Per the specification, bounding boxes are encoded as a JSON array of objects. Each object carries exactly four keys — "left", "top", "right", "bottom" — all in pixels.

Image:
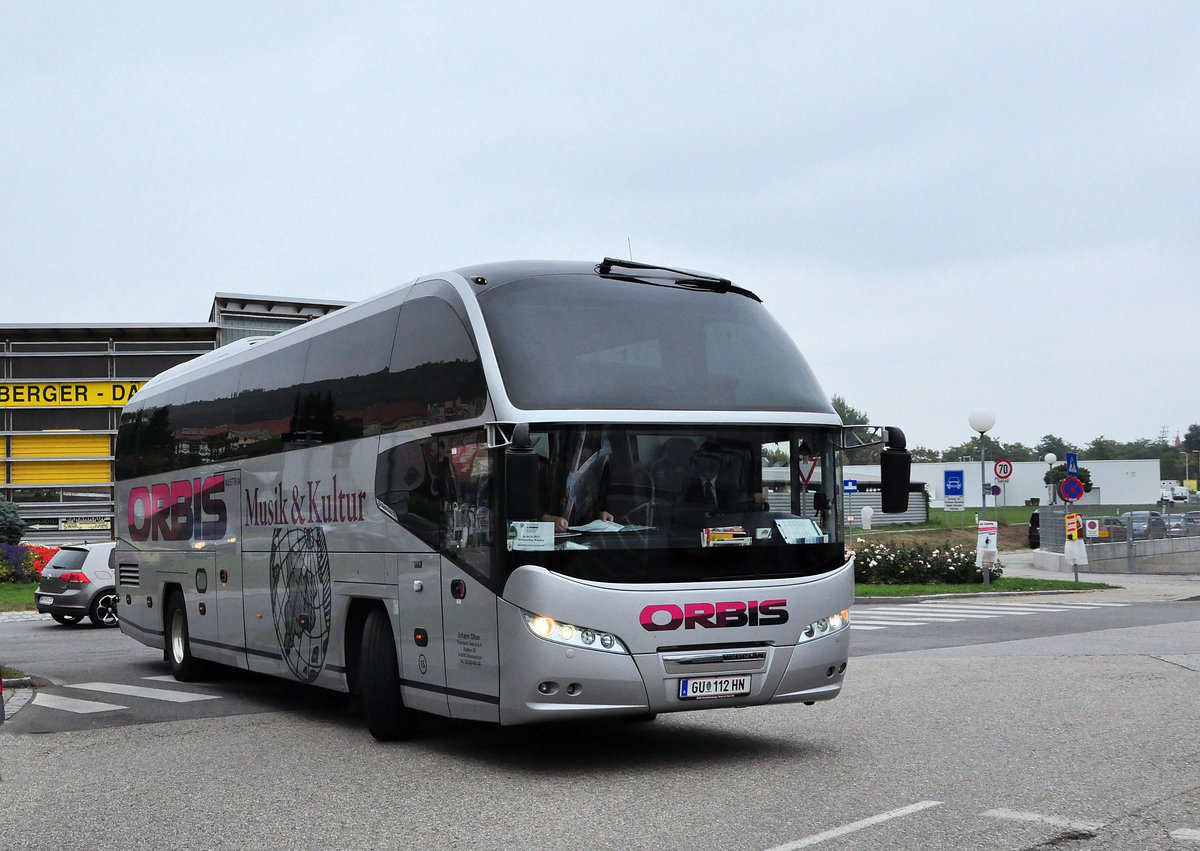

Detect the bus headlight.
[
  {"left": 798, "top": 609, "right": 850, "bottom": 643},
  {"left": 522, "top": 610, "right": 628, "bottom": 654}
]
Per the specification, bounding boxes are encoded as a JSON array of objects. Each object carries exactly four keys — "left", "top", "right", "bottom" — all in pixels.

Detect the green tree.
[
  {"left": 1086, "top": 435, "right": 1121, "bottom": 460},
  {"left": 1034, "top": 435, "right": 1078, "bottom": 459},
  {"left": 1044, "top": 463, "right": 1093, "bottom": 494},
  {"left": 1183, "top": 424, "right": 1200, "bottom": 454},
  {"left": 995, "top": 441, "right": 1036, "bottom": 462},
  {"left": 910, "top": 446, "right": 941, "bottom": 462},
  {"left": 0, "top": 498, "right": 26, "bottom": 545},
  {"left": 940, "top": 434, "right": 1001, "bottom": 463}
]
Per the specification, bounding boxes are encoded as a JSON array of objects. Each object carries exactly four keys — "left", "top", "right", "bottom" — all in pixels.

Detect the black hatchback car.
[
  {"left": 1027, "top": 509, "right": 1040, "bottom": 548},
  {"left": 34, "top": 542, "right": 119, "bottom": 627}
]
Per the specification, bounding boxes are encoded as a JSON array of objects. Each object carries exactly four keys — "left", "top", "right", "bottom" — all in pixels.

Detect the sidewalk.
[
  {"left": 999, "top": 550, "right": 1200, "bottom": 603},
  {"left": 0, "top": 611, "right": 50, "bottom": 624}
]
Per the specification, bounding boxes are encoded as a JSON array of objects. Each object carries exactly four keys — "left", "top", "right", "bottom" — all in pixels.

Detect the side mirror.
[
  {"left": 880, "top": 426, "right": 911, "bottom": 514},
  {"left": 505, "top": 423, "right": 540, "bottom": 520}
]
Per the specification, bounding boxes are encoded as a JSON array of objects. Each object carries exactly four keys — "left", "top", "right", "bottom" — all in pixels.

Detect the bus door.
[
  {"left": 215, "top": 470, "right": 245, "bottom": 668},
  {"left": 182, "top": 468, "right": 242, "bottom": 668},
  {"left": 396, "top": 552, "right": 449, "bottom": 716},
  {"left": 440, "top": 561, "right": 499, "bottom": 722}
]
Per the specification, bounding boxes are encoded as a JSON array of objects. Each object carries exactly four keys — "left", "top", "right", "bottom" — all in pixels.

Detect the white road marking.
[
  {"left": 851, "top": 601, "right": 1130, "bottom": 632},
  {"left": 33, "top": 692, "right": 126, "bottom": 714},
  {"left": 762, "top": 800, "right": 943, "bottom": 850},
  {"left": 67, "top": 682, "right": 220, "bottom": 703}
]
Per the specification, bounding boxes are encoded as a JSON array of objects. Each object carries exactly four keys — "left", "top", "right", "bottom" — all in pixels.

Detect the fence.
[{"left": 1035, "top": 505, "right": 1200, "bottom": 575}]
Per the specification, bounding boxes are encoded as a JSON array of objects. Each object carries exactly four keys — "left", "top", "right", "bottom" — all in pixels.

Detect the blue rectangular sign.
[
  {"left": 944, "top": 470, "right": 964, "bottom": 496},
  {"left": 1066, "top": 453, "right": 1079, "bottom": 476},
  {"left": 843, "top": 479, "right": 858, "bottom": 494}
]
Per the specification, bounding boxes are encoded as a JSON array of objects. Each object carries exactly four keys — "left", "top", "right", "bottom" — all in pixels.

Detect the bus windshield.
[
  {"left": 477, "top": 274, "right": 834, "bottom": 413},
  {"left": 504, "top": 424, "right": 845, "bottom": 584}
]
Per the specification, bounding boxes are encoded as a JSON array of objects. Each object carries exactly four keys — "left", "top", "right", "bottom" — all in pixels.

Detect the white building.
[{"left": 845, "top": 459, "right": 1162, "bottom": 510}]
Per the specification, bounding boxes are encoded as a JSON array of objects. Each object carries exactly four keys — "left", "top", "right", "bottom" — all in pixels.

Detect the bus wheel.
[
  {"left": 166, "top": 592, "right": 204, "bottom": 682},
  {"left": 360, "top": 608, "right": 412, "bottom": 741}
]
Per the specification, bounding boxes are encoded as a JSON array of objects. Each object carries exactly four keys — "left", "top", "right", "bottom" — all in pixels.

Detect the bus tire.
[
  {"left": 360, "top": 608, "right": 412, "bottom": 741},
  {"left": 166, "top": 592, "right": 204, "bottom": 682}
]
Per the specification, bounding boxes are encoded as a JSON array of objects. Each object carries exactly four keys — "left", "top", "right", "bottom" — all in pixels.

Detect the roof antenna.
[{"left": 627, "top": 237, "right": 633, "bottom": 261}]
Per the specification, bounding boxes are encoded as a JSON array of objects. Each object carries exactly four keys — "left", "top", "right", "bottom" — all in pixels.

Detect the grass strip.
[
  {"left": 0, "top": 582, "right": 38, "bottom": 612},
  {"left": 856, "top": 577, "right": 1113, "bottom": 596}
]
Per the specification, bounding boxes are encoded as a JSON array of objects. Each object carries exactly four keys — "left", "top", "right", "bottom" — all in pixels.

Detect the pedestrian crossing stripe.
[
  {"left": 29, "top": 677, "right": 221, "bottom": 714},
  {"left": 32, "top": 693, "right": 125, "bottom": 714},
  {"left": 69, "top": 682, "right": 220, "bottom": 703},
  {"left": 851, "top": 601, "right": 1129, "bottom": 631}
]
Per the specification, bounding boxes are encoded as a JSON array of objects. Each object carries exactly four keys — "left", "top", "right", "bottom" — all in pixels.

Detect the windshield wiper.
[{"left": 596, "top": 257, "right": 761, "bottom": 302}]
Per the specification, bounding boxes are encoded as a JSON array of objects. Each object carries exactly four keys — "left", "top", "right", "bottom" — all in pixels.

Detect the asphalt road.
[{"left": 2, "top": 595, "right": 1199, "bottom": 850}]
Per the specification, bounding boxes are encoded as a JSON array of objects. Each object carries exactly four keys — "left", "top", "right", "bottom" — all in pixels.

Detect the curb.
[
  {"left": 3, "top": 677, "right": 34, "bottom": 689},
  {"left": 855, "top": 589, "right": 1097, "bottom": 605}
]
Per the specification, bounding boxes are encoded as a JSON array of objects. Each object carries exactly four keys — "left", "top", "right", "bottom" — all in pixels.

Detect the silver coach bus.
[{"left": 114, "top": 259, "right": 910, "bottom": 739}]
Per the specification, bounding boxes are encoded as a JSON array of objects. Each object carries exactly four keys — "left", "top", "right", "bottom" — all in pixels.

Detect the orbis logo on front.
[
  {"left": 127, "top": 475, "right": 228, "bottom": 542},
  {"left": 639, "top": 599, "right": 789, "bottom": 631}
]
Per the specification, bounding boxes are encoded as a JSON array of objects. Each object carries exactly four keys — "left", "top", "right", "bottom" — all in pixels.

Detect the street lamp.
[
  {"left": 969, "top": 408, "right": 995, "bottom": 521},
  {"left": 1044, "top": 453, "right": 1057, "bottom": 505}
]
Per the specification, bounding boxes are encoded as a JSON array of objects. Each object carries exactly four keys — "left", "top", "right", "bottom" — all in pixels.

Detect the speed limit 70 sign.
[{"left": 993, "top": 459, "right": 1013, "bottom": 480}]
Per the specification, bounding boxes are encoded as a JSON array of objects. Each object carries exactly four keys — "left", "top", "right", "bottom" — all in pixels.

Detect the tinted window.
[
  {"left": 13, "top": 409, "right": 109, "bottom": 431},
  {"left": 300, "top": 306, "right": 401, "bottom": 442},
  {"left": 11, "top": 356, "right": 109, "bottom": 379},
  {"left": 388, "top": 296, "right": 487, "bottom": 430},
  {"left": 375, "top": 429, "right": 493, "bottom": 582},
  {"left": 114, "top": 354, "right": 201, "bottom": 379},
  {"left": 478, "top": 275, "right": 833, "bottom": 412},
  {"left": 116, "top": 405, "right": 176, "bottom": 478},
  {"left": 234, "top": 341, "right": 309, "bottom": 457},
  {"left": 172, "top": 365, "right": 240, "bottom": 467},
  {"left": 45, "top": 548, "right": 88, "bottom": 571}
]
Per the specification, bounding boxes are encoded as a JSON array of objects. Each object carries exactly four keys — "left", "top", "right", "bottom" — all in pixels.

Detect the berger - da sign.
[{"left": 0, "top": 381, "right": 143, "bottom": 407}]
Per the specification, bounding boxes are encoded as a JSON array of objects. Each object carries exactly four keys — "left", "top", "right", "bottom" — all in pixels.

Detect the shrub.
[
  {"left": 849, "top": 539, "right": 1002, "bottom": 585},
  {"left": 0, "top": 498, "right": 26, "bottom": 545}
]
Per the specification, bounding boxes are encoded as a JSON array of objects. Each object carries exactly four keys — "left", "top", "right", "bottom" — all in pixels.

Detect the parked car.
[
  {"left": 1119, "top": 511, "right": 1167, "bottom": 541},
  {"left": 1165, "top": 514, "right": 1190, "bottom": 537},
  {"left": 1093, "top": 515, "right": 1127, "bottom": 542},
  {"left": 1185, "top": 512, "right": 1200, "bottom": 536},
  {"left": 1027, "top": 509, "right": 1040, "bottom": 548},
  {"left": 34, "top": 542, "right": 118, "bottom": 627}
]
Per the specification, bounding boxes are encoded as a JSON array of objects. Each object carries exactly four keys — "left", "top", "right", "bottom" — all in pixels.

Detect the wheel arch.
[{"left": 343, "top": 597, "right": 387, "bottom": 696}]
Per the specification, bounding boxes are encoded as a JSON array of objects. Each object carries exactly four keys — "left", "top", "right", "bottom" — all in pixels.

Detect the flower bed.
[
  {"left": 0, "top": 543, "right": 59, "bottom": 583},
  {"left": 849, "top": 539, "right": 1000, "bottom": 585}
]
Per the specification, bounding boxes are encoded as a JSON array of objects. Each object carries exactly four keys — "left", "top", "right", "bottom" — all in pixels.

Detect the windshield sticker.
[
  {"left": 507, "top": 521, "right": 555, "bottom": 551},
  {"left": 775, "top": 517, "right": 825, "bottom": 544}
]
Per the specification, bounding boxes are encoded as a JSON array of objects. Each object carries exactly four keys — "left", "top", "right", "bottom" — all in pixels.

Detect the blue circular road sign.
[{"left": 1060, "top": 476, "right": 1084, "bottom": 502}]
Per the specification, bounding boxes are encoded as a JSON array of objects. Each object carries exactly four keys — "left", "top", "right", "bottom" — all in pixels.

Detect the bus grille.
[{"left": 118, "top": 565, "right": 140, "bottom": 587}]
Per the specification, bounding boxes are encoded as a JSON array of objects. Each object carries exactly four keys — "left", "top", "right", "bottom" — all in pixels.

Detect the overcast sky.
[{"left": 3, "top": 2, "right": 1197, "bottom": 452}]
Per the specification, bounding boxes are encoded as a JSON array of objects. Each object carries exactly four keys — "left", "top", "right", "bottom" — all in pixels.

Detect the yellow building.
[{"left": 2, "top": 294, "right": 347, "bottom": 544}]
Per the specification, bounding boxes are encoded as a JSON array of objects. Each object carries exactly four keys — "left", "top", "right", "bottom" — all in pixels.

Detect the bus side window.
[
  {"left": 375, "top": 430, "right": 493, "bottom": 582},
  {"left": 388, "top": 295, "right": 488, "bottom": 430}
]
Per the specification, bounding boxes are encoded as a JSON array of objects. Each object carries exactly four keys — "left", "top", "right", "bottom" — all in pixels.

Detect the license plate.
[
  {"left": 679, "top": 675, "right": 751, "bottom": 699},
  {"left": 39, "top": 596, "right": 53, "bottom": 605}
]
